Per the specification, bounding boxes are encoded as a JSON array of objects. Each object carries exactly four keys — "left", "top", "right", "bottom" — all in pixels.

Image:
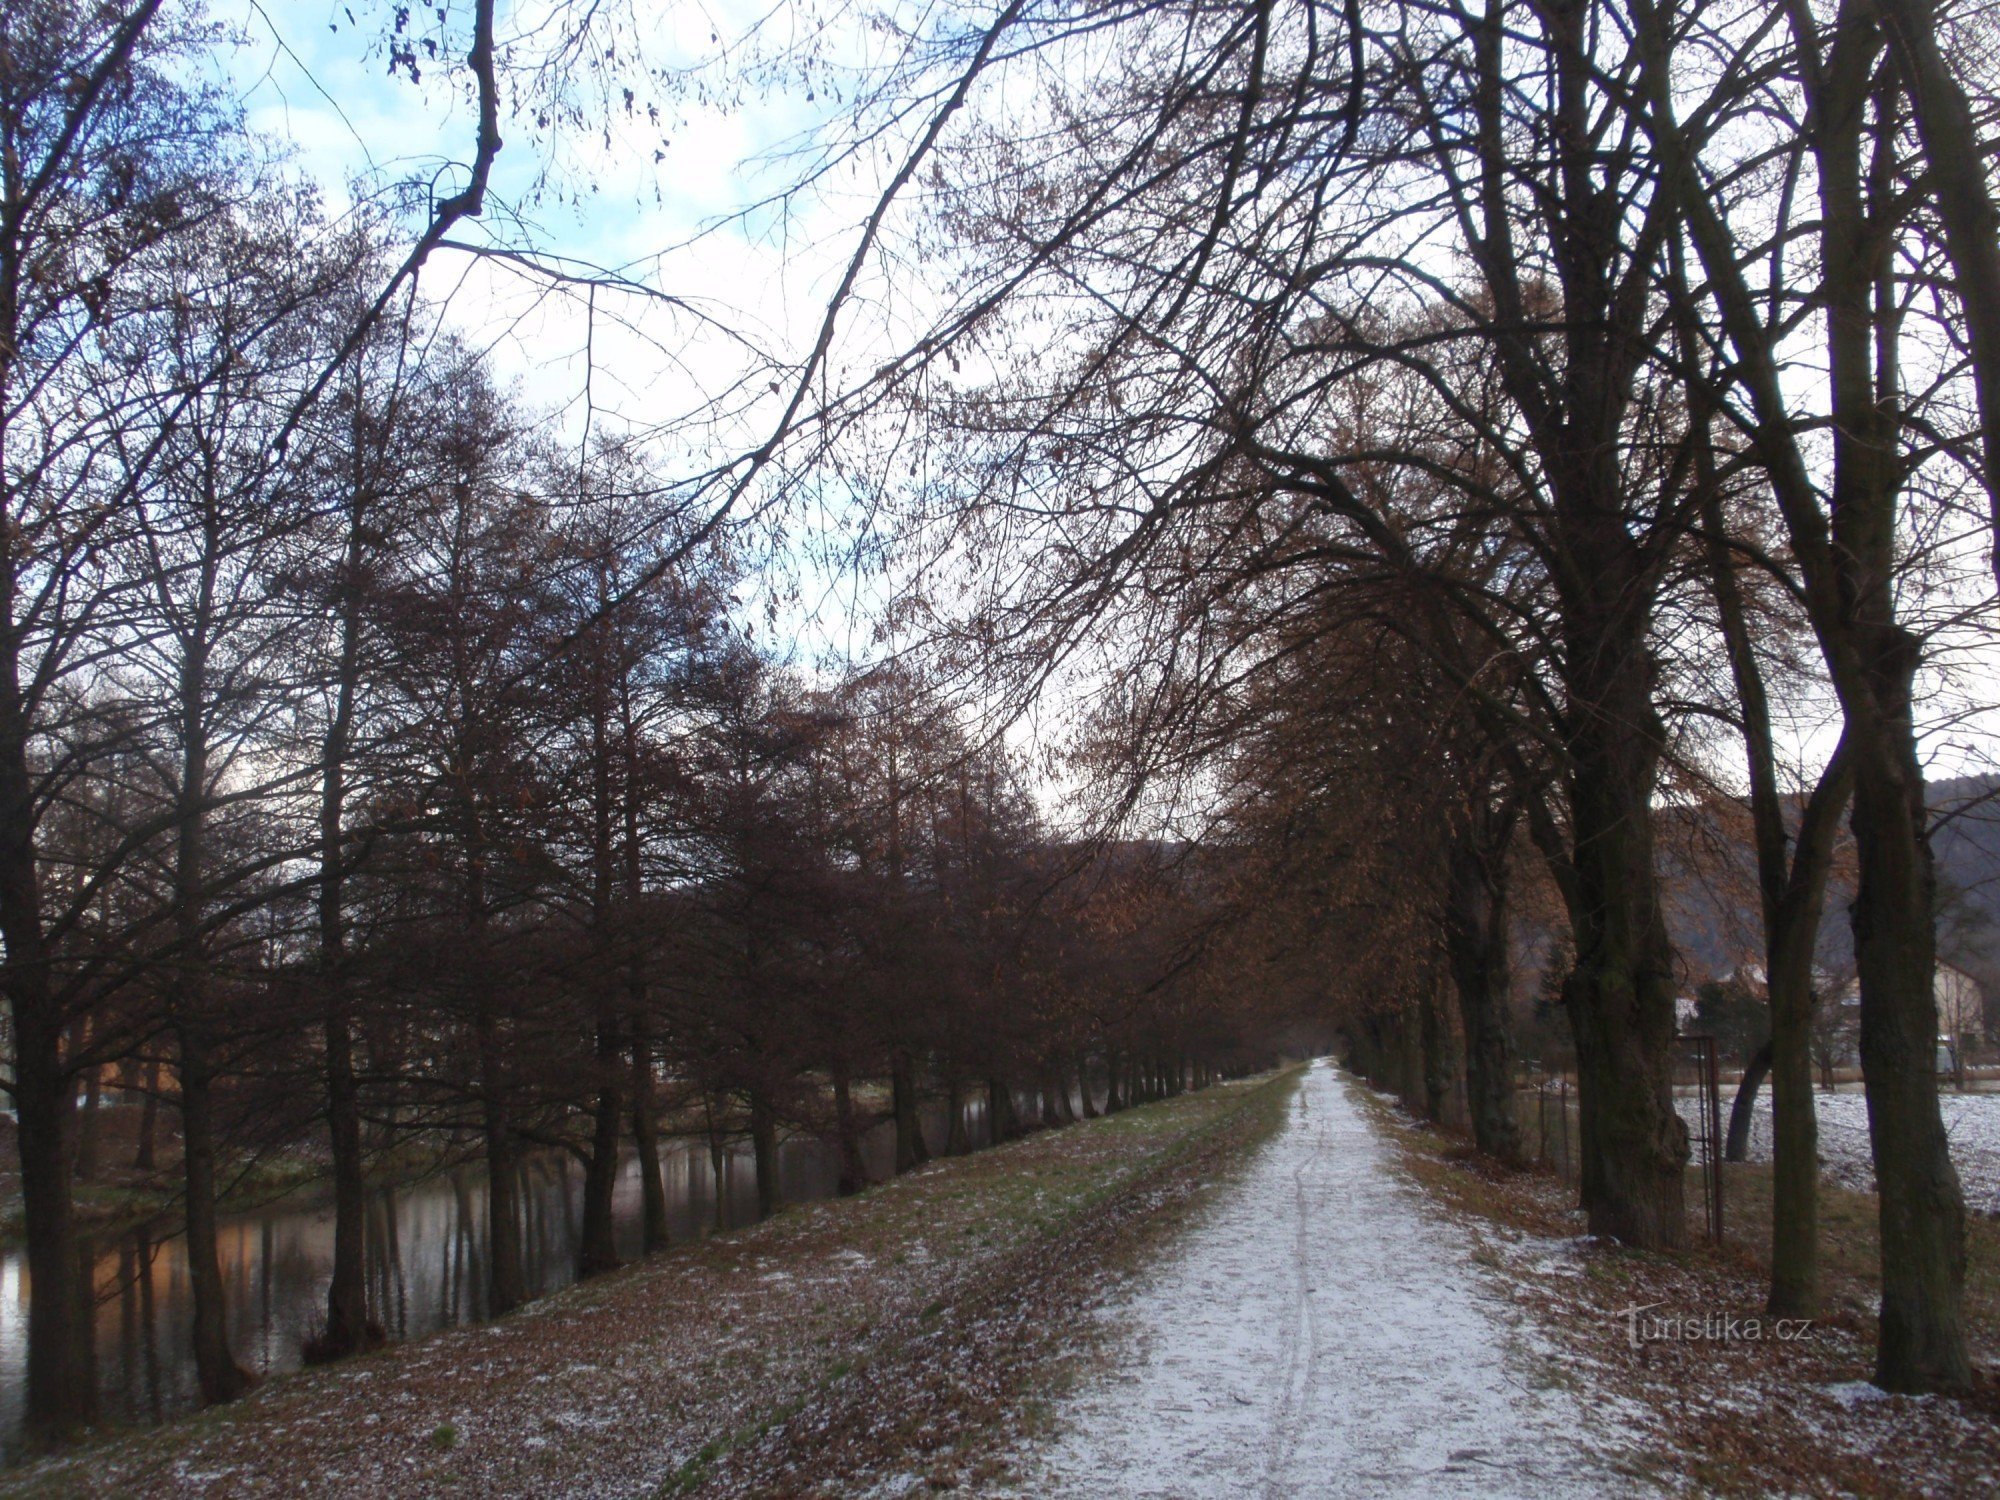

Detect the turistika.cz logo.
[{"left": 1615, "top": 1302, "right": 1815, "bottom": 1350}]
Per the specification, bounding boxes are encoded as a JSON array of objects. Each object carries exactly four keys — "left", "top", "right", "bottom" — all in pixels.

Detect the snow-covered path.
[{"left": 1012, "top": 1061, "right": 1648, "bottom": 1498}]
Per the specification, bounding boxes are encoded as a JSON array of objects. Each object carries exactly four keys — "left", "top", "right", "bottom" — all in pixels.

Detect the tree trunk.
[
  {"left": 1725, "top": 1041, "right": 1772, "bottom": 1163},
  {"left": 630, "top": 1021, "right": 670, "bottom": 1253},
  {"left": 74, "top": 1065, "right": 101, "bottom": 1184},
  {"left": 945, "top": 1072, "right": 971, "bottom": 1155},
  {"left": 170, "top": 635, "right": 248, "bottom": 1406},
  {"left": 1687, "top": 394, "right": 1849, "bottom": 1318},
  {"left": 178, "top": 1026, "right": 248, "bottom": 1405},
  {"left": 1555, "top": 670, "right": 1688, "bottom": 1249},
  {"left": 1, "top": 707, "right": 90, "bottom": 1438},
  {"left": 750, "top": 1090, "right": 780, "bottom": 1218},
  {"left": 1398, "top": 1001, "right": 1426, "bottom": 1115},
  {"left": 833, "top": 1066, "right": 866, "bottom": 1193},
  {"left": 578, "top": 626, "right": 625, "bottom": 1283},
  {"left": 1420, "top": 985, "right": 1460, "bottom": 1126},
  {"left": 1046, "top": 1057, "right": 1075, "bottom": 1124},
  {"left": 1766, "top": 983, "right": 1818, "bottom": 1317},
  {"left": 13, "top": 1000, "right": 86, "bottom": 1438},
  {"left": 135, "top": 1057, "right": 159, "bottom": 1172},
  {"left": 706, "top": 1094, "right": 728, "bottom": 1232},
  {"left": 322, "top": 1004, "right": 373, "bottom": 1354},
  {"left": 1076, "top": 1051, "right": 1099, "bottom": 1118},
  {"left": 577, "top": 1024, "right": 623, "bottom": 1279},
  {"left": 316, "top": 486, "right": 374, "bottom": 1361},
  {"left": 1445, "top": 805, "right": 1523, "bottom": 1162},
  {"left": 988, "top": 1074, "right": 1019, "bottom": 1142},
  {"left": 478, "top": 1009, "right": 525, "bottom": 1317},
  {"left": 1852, "top": 710, "right": 1969, "bottom": 1389},
  {"left": 315, "top": 700, "right": 367, "bottom": 1358},
  {"left": 1816, "top": 44, "right": 1967, "bottom": 1383},
  {"left": 891, "top": 1050, "right": 928, "bottom": 1171},
  {"left": 1464, "top": 0, "right": 1685, "bottom": 1248}
]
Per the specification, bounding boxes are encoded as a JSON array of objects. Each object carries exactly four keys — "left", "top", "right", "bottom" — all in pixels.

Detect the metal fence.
[
  {"left": 1683, "top": 1086, "right": 2000, "bottom": 1217},
  {"left": 1516, "top": 1070, "right": 1577, "bottom": 1182},
  {"left": 1677, "top": 1034, "right": 1724, "bottom": 1242},
  {"left": 1518, "top": 1041, "right": 1724, "bottom": 1242}
]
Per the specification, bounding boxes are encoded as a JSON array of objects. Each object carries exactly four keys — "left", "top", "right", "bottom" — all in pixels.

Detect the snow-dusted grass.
[
  {"left": 1387, "top": 1085, "right": 2000, "bottom": 1496},
  {"left": 1681, "top": 1087, "right": 2000, "bottom": 1213},
  {"left": 5, "top": 1077, "right": 1290, "bottom": 1499},
  {"left": 1722, "top": 1157, "right": 2000, "bottom": 1383}
]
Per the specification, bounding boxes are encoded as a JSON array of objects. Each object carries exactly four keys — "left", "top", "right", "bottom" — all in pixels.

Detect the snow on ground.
[
  {"left": 10, "top": 1078, "right": 1292, "bottom": 1499},
  {"left": 1004, "top": 1062, "right": 1653, "bottom": 1498},
  {"left": 1682, "top": 1088, "right": 2000, "bottom": 1213}
]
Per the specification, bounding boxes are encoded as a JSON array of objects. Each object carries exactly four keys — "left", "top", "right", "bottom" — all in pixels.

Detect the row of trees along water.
[
  {"left": 0, "top": 2, "right": 1288, "bottom": 1441},
  {"left": 6, "top": 0, "right": 2000, "bottom": 1443}
]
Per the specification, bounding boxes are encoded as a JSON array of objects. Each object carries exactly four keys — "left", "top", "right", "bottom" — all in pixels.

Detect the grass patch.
[
  {"left": 1361, "top": 1075, "right": 2000, "bottom": 1498},
  {"left": 1721, "top": 1161, "right": 2000, "bottom": 1347},
  {"left": 689, "top": 1070, "right": 1301, "bottom": 1495},
  {"left": 6, "top": 1070, "right": 1301, "bottom": 1500}
]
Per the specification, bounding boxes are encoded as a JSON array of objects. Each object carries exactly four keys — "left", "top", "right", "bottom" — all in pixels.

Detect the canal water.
[{"left": 0, "top": 1099, "right": 992, "bottom": 1457}]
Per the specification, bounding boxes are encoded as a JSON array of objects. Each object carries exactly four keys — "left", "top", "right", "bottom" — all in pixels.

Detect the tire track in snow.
[
  {"left": 1261, "top": 1080, "right": 1323, "bottom": 1498},
  {"left": 1009, "top": 1061, "right": 1652, "bottom": 1498}
]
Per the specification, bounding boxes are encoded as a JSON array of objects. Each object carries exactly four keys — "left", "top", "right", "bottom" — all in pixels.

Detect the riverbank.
[
  {"left": 0, "top": 1109, "right": 480, "bottom": 1253},
  {"left": 0, "top": 1086, "right": 905, "bottom": 1254},
  {"left": 1365, "top": 1086, "right": 2000, "bottom": 1495},
  {"left": 3, "top": 1069, "right": 1296, "bottom": 1497}
]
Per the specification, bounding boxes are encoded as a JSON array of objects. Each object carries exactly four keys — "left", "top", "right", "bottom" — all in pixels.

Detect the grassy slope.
[
  {"left": 1722, "top": 1161, "right": 2000, "bottom": 1350},
  {"left": 7, "top": 1070, "right": 1296, "bottom": 1500}
]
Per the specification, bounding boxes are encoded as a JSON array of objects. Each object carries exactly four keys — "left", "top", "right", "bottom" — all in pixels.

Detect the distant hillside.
[
  {"left": 1933, "top": 773, "right": 2000, "bottom": 1001},
  {"left": 1661, "top": 772, "right": 2000, "bottom": 1004}
]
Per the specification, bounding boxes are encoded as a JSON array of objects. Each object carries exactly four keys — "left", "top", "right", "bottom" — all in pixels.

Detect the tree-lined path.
[
  {"left": 1006, "top": 1063, "right": 1651, "bottom": 1498},
  {"left": 4, "top": 0, "right": 1995, "bottom": 1471}
]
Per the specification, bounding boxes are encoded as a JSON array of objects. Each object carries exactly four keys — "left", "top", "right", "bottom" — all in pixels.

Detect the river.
[{"left": 0, "top": 1098, "right": 991, "bottom": 1458}]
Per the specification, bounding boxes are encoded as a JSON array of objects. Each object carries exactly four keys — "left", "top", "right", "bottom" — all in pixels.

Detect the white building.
[
  {"left": 1824, "top": 960, "right": 1984, "bottom": 1052},
  {"left": 1936, "top": 961, "right": 1983, "bottom": 1047}
]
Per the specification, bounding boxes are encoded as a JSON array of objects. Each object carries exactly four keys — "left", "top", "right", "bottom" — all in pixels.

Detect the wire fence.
[
  {"left": 1682, "top": 1089, "right": 2000, "bottom": 1216},
  {"left": 1516, "top": 1073, "right": 1578, "bottom": 1183},
  {"left": 1516, "top": 1072, "right": 2000, "bottom": 1217}
]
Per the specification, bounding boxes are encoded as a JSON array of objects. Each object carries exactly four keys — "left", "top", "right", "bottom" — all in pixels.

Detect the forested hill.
[
  {"left": 1662, "top": 773, "right": 2000, "bottom": 999},
  {"left": 1934, "top": 774, "right": 2000, "bottom": 998},
  {"left": 1934, "top": 774, "right": 2000, "bottom": 915}
]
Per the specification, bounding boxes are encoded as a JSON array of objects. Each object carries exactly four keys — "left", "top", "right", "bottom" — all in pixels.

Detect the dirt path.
[{"left": 1004, "top": 1061, "right": 1654, "bottom": 1498}]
